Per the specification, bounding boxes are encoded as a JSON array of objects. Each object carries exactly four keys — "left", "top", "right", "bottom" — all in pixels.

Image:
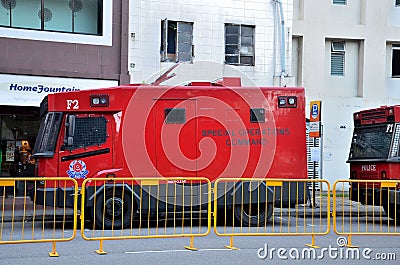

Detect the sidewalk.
[
  {"left": 1, "top": 196, "right": 75, "bottom": 222},
  {"left": 280, "top": 193, "right": 384, "bottom": 218}
]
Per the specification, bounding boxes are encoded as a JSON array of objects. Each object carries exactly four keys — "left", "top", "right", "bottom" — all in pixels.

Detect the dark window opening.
[
  {"left": 165, "top": 108, "right": 186, "bottom": 124},
  {"left": 250, "top": 108, "right": 265, "bottom": 123},
  {"left": 160, "top": 20, "right": 193, "bottom": 63},
  {"left": 333, "top": 0, "right": 346, "bottom": 5},
  {"left": 225, "top": 24, "right": 255, "bottom": 66},
  {"left": 392, "top": 47, "right": 400, "bottom": 77}
]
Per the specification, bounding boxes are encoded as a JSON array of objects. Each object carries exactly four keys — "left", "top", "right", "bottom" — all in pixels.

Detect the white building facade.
[
  {"left": 0, "top": 1, "right": 127, "bottom": 184},
  {"left": 293, "top": 0, "right": 400, "bottom": 185},
  {"left": 128, "top": 0, "right": 400, "bottom": 186},
  {"left": 129, "top": 0, "right": 294, "bottom": 86}
]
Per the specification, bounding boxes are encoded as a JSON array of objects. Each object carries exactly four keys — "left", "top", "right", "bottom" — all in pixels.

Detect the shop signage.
[{"left": 0, "top": 74, "right": 118, "bottom": 107}]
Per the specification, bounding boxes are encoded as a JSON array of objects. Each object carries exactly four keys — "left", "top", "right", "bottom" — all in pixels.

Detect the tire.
[
  {"left": 94, "top": 188, "right": 134, "bottom": 230},
  {"left": 234, "top": 202, "right": 273, "bottom": 227},
  {"left": 216, "top": 207, "right": 233, "bottom": 226},
  {"left": 383, "top": 203, "right": 400, "bottom": 224}
]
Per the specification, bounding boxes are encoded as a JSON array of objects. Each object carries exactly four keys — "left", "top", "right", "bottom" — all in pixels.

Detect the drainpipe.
[{"left": 273, "top": 0, "right": 287, "bottom": 77}]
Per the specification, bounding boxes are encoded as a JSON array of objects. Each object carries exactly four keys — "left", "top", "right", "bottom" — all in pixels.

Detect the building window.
[
  {"left": 0, "top": 0, "right": 103, "bottom": 35},
  {"left": 392, "top": 45, "right": 400, "bottom": 78},
  {"left": 396, "top": 0, "right": 400, "bottom": 7},
  {"left": 331, "top": 41, "right": 345, "bottom": 76},
  {"left": 333, "top": 0, "right": 346, "bottom": 5},
  {"left": 160, "top": 20, "right": 193, "bottom": 63},
  {"left": 225, "top": 24, "right": 255, "bottom": 66}
]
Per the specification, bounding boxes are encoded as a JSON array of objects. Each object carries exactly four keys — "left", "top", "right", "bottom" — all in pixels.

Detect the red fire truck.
[
  {"left": 348, "top": 105, "right": 400, "bottom": 220},
  {"left": 31, "top": 79, "right": 308, "bottom": 228}
]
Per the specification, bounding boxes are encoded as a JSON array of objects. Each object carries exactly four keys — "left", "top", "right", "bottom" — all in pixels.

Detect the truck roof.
[{"left": 45, "top": 85, "right": 305, "bottom": 113}]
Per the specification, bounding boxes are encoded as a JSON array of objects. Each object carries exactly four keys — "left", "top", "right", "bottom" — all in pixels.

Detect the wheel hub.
[{"left": 105, "top": 197, "right": 124, "bottom": 217}]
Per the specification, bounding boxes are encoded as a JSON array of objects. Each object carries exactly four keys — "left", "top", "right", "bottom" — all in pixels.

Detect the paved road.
[
  {"left": 1, "top": 194, "right": 399, "bottom": 264},
  {"left": 0, "top": 224, "right": 399, "bottom": 265}
]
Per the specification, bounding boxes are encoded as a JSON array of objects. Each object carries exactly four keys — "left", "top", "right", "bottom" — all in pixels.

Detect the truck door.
[
  {"left": 153, "top": 99, "right": 197, "bottom": 177},
  {"left": 58, "top": 114, "right": 114, "bottom": 206}
]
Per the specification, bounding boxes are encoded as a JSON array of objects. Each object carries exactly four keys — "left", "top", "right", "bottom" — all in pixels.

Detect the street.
[{"left": 0, "top": 216, "right": 399, "bottom": 265}]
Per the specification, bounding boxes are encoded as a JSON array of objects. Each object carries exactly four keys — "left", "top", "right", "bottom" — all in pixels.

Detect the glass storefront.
[
  {"left": 0, "top": 0, "right": 103, "bottom": 35},
  {"left": 0, "top": 106, "right": 40, "bottom": 196}
]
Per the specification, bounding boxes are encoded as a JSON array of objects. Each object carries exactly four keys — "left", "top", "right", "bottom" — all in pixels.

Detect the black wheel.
[
  {"left": 216, "top": 207, "right": 233, "bottom": 226},
  {"left": 383, "top": 203, "right": 400, "bottom": 224},
  {"left": 94, "top": 188, "right": 134, "bottom": 229},
  {"left": 234, "top": 202, "right": 273, "bottom": 227}
]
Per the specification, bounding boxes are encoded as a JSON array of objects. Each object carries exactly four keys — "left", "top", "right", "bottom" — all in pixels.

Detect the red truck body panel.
[{"left": 36, "top": 84, "right": 307, "bottom": 183}]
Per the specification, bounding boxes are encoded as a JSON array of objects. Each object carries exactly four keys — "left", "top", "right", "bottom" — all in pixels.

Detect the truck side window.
[
  {"left": 165, "top": 108, "right": 186, "bottom": 124},
  {"left": 71, "top": 117, "right": 107, "bottom": 149},
  {"left": 250, "top": 108, "right": 265, "bottom": 123}
]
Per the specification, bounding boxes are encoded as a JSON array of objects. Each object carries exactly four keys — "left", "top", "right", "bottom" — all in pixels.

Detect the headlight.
[{"left": 90, "top": 95, "right": 109, "bottom": 107}]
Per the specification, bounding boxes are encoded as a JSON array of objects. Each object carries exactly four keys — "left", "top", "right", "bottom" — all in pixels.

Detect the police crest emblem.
[{"left": 66, "top": 160, "right": 89, "bottom": 179}]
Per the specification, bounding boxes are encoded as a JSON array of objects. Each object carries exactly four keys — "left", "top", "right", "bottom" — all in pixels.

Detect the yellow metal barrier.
[
  {"left": 333, "top": 179, "right": 400, "bottom": 247},
  {"left": 0, "top": 177, "right": 78, "bottom": 256},
  {"left": 214, "top": 178, "right": 331, "bottom": 249},
  {"left": 80, "top": 177, "right": 212, "bottom": 254}
]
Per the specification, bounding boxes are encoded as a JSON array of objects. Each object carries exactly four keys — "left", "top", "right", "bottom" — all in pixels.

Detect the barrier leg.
[
  {"left": 346, "top": 235, "right": 358, "bottom": 248},
  {"left": 184, "top": 236, "right": 198, "bottom": 251},
  {"left": 48, "top": 241, "right": 59, "bottom": 257},
  {"left": 224, "top": 236, "right": 239, "bottom": 250},
  {"left": 305, "top": 234, "right": 320, "bottom": 249},
  {"left": 95, "top": 239, "right": 108, "bottom": 255}
]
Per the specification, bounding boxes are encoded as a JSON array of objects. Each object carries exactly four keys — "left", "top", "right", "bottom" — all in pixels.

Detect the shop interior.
[{"left": 0, "top": 106, "right": 40, "bottom": 196}]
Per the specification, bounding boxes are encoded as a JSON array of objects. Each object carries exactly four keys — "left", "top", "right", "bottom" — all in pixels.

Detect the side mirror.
[
  {"left": 67, "top": 136, "right": 74, "bottom": 146},
  {"left": 64, "top": 115, "right": 76, "bottom": 149},
  {"left": 67, "top": 115, "right": 75, "bottom": 137}
]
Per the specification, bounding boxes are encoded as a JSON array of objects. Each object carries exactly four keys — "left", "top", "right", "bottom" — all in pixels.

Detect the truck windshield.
[
  {"left": 348, "top": 124, "right": 393, "bottom": 160},
  {"left": 32, "top": 112, "right": 63, "bottom": 158}
]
